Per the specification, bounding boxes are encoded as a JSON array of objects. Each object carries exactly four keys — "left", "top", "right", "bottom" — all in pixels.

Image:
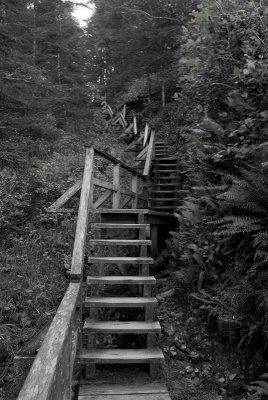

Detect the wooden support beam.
[
  {"left": 47, "top": 180, "right": 82, "bottom": 211},
  {"left": 131, "top": 175, "right": 138, "bottom": 208},
  {"left": 112, "top": 163, "right": 120, "bottom": 208},
  {"left": 143, "top": 123, "right": 150, "bottom": 147},
  {"left": 143, "top": 130, "right": 155, "bottom": 177},
  {"left": 134, "top": 116, "right": 138, "bottom": 135},
  {"left": 136, "top": 145, "right": 149, "bottom": 160},
  {"left": 93, "top": 191, "right": 112, "bottom": 209}
]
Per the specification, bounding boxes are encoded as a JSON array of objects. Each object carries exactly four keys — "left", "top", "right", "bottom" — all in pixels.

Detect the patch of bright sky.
[{"left": 71, "top": 1, "right": 94, "bottom": 27}]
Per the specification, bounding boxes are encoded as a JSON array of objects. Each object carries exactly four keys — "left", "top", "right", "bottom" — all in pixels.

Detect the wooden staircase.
[
  {"left": 150, "top": 148, "right": 180, "bottom": 212},
  {"left": 17, "top": 124, "right": 177, "bottom": 399}
]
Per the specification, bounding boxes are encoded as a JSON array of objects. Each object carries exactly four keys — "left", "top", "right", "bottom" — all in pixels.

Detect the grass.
[{"left": 0, "top": 227, "right": 69, "bottom": 399}]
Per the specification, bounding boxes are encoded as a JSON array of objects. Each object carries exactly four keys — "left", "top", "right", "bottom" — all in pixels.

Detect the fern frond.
[{"left": 215, "top": 216, "right": 261, "bottom": 236}]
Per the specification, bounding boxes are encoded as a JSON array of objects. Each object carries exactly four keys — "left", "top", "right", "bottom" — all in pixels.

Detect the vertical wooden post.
[
  {"left": 112, "top": 163, "right": 120, "bottom": 208},
  {"left": 131, "top": 174, "right": 138, "bottom": 209},
  {"left": 133, "top": 116, "right": 138, "bottom": 135}
]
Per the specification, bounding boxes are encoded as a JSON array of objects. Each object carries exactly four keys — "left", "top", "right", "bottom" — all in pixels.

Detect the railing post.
[
  {"left": 133, "top": 116, "right": 138, "bottom": 135},
  {"left": 113, "top": 163, "right": 120, "bottom": 208},
  {"left": 70, "top": 146, "right": 94, "bottom": 280},
  {"left": 131, "top": 174, "right": 138, "bottom": 208}
]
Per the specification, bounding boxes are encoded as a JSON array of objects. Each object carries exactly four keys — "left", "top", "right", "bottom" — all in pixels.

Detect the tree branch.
[{"left": 120, "top": 6, "right": 180, "bottom": 23}]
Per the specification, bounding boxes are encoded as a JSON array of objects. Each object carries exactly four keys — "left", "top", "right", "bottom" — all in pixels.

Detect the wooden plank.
[
  {"left": 143, "top": 123, "right": 150, "bottom": 147},
  {"left": 112, "top": 163, "right": 120, "bottom": 208},
  {"left": 136, "top": 145, "right": 148, "bottom": 160},
  {"left": 17, "top": 282, "right": 81, "bottom": 400},
  {"left": 77, "top": 348, "right": 164, "bottom": 363},
  {"left": 84, "top": 297, "right": 157, "bottom": 307},
  {"left": 120, "top": 196, "right": 132, "bottom": 209},
  {"left": 87, "top": 276, "right": 156, "bottom": 284},
  {"left": 133, "top": 116, "right": 138, "bottom": 135},
  {"left": 143, "top": 130, "right": 155, "bottom": 177},
  {"left": 91, "top": 223, "right": 149, "bottom": 229},
  {"left": 79, "top": 383, "right": 168, "bottom": 395},
  {"left": 79, "top": 394, "right": 170, "bottom": 400},
  {"left": 131, "top": 174, "right": 138, "bottom": 208},
  {"left": 88, "top": 257, "right": 153, "bottom": 264},
  {"left": 47, "top": 180, "right": 82, "bottom": 211},
  {"left": 93, "top": 191, "right": 112, "bottom": 209},
  {"left": 71, "top": 147, "right": 94, "bottom": 279},
  {"left": 93, "top": 178, "right": 114, "bottom": 191},
  {"left": 83, "top": 321, "right": 160, "bottom": 333},
  {"left": 89, "top": 239, "right": 151, "bottom": 245}
]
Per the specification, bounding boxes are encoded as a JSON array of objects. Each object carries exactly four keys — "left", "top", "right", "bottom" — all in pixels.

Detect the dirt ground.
[{"left": 156, "top": 274, "right": 251, "bottom": 400}]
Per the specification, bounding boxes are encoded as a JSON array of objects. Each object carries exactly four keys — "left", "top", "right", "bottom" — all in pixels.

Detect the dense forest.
[{"left": 1, "top": 0, "right": 268, "bottom": 399}]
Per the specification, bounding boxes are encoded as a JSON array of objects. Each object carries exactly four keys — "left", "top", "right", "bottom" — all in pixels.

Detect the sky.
[{"left": 72, "top": 1, "right": 94, "bottom": 26}]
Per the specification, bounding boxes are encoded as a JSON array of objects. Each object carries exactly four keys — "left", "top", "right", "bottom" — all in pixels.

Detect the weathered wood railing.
[{"left": 17, "top": 282, "right": 81, "bottom": 400}]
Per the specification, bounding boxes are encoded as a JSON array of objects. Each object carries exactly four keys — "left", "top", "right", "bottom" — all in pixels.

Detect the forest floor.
[{"left": 156, "top": 273, "right": 249, "bottom": 400}]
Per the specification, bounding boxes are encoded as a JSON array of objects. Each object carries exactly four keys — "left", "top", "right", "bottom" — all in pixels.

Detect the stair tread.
[
  {"left": 154, "top": 165, "right": 177, "bottom": 168},
  {"left": 156, "top": 170, "right": 178, "bottom": 173},
  {"left": 83, "top": 320, "right": 161, "bottom": 333},
  {"left": 154, "top": 158, "right": 177, "bottom": 161},
  {"left": 91, "top": 223, "right": 149, "bottom": 229},
  {"left": 87, "top": 276, "right": 156, "bottom": 284},
  {"left": 79, "top": 382, "right": 168, "bottom": 396},
  {"left": 152, "top": 190, "right": 174, "bottom": 194},
  {"left": 151, "top": 198, "right": 179, "bottom": 201},
  {"left": 77, "top": 348, "right": 164, "bottom": 363},
  {"left": 88, "top": 257, "right": 153, "bottom": 264},
  {"left": 90, "top": 239, "right": 151, "bottom": 245},
  {"left": 151, "top": 183, "right": 180, "bottom": 186},
  {"left": 84, "top": 297, "right": 157, "bottom": 307},
  {"left": 152, "top": 206, "right": 176, "bottom": 210}
]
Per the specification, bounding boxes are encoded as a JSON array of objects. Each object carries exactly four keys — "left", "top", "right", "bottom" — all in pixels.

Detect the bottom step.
[
  {"left": 77, "top": 348, "right": 164, "bottom": 364},
  {"left": 79, "top": 383, "right": 170, "bottom": 400}
]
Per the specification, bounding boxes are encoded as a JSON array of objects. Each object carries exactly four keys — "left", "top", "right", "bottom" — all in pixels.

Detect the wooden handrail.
[
  {"left": 143, "top": 130, "right": 155, "bottom": 177},
  {"left": 17, "top": 282, "right": 81, "bottom": 400},
  {"left": 92, "top": 147, "right": 146, "bottom": 180},
  {"left": 70, "top": 147, "right": 94, "bottom": 280}
]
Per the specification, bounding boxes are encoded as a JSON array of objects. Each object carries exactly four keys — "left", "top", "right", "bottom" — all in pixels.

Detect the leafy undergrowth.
[
  {"left": 156, "top": 274, "right": 268, "bottom": 400},
  {"left": 0, "top": 110, "right": 127, "bottom": 399},
  {"left": 0, "top": 215, "right": 75, "bottom": 399}
]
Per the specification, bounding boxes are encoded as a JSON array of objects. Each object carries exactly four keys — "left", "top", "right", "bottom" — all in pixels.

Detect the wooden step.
[
  {"left": 87, "top": 276, "right": 156, "bottom": 285},
  {"left": 90, "top": 239, "right": 151, "bottom": 246},
  {"left": 79, "top": 383, "right": 169, "bottom": 396},
  {"left": 151, "top": 206, "right": 176, "bottom": 210},
  {"left": 154, "top": 164, "right": 177, "bottom": 167},
  {"left": 84, "top": 297, "right": 157, "bottom": 308},
  {"left": 83, "top": 320, "right": 161, "bottom": 333},
  {"left": 151, "top": 198, "right": 179, "bottom": 202},
  {"left": 151, "top": 191, "right": 175, "bottom": 194},
  {"left": 154, "top": 157, "right": 177, "bottom": 161},
  {"left": 77, "top": 348, "right": 164, "bottom": 364},
  {"left": 152, "top": 177, "right": 179, "bottom": 181},
  {"left": 91, "top": 223, "right": 150, "bottom": 229},
  {"left": 156, "top": 170, "right": 178, "bottom": 173},
  {"left": 151, "top": 183, "right": 180, "bottom": 187},
  {"left": 88, "top": 257, "right": 153, "bottom": 264}
]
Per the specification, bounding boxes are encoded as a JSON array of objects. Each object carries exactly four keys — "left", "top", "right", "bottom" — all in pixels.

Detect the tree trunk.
[
  {"left": 32, "top": 2, "right": 37, "bottom": 65},
  {"left": 147, "top": 73, "right": 151, "bottom": 103},
  {"left": 162, "top": 80, "right": 165, "bottom": 107}
]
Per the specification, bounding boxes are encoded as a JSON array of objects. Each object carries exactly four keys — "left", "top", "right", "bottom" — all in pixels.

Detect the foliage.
[{"left": 164, "top": 0, "right": 268, "bottom": 383}]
